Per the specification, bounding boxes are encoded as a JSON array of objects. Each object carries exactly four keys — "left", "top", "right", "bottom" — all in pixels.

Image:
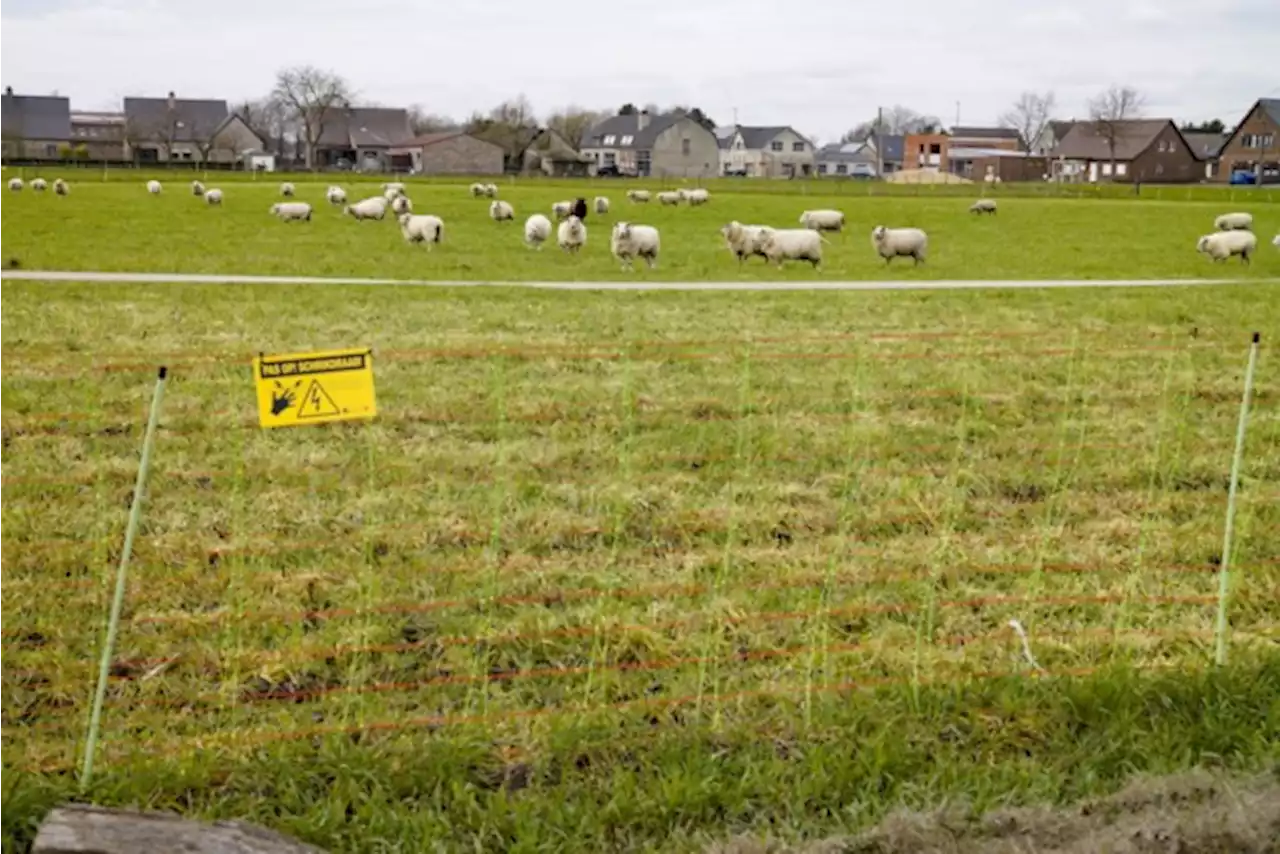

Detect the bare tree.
[
  {"left": 467, "top": 95, "right": 540, "bottom": 168},
  {"left": 271, "top": 66, "right": 353, "bottom": 169},
  {"left": 999, "top": 91, "right": 1056, "bottom": 152},
  {"left": 840, "top": 105, "right": 942, "bottom": 143},
  {"left": 545, "top": 107, "right": 606, "bottom": 148},
  {"left": 1088, "top": 85, "right": 1146, "bottom": 179},
  {"left": 406, "top": 105, "right": 458, "bottom": 135}
]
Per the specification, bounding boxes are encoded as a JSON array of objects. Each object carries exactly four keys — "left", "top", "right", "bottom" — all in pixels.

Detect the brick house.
[
  {"left": 388, "top": 132, "right": 504, "bottom": 174},
  {"left": 903, "top": 131, "right": 949, "bottom": 171},
  {"left": 1, "top": 88, "right": 71, "bottom": 160},
  {"left": 1215, "top": 98, "right": 1279, "bottom": 183},
  {"left": 1051, "top": 119, "right": 1200, "bottom": 183}
]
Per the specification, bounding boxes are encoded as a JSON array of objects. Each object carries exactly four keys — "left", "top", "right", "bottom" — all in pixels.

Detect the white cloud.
[{"left": 1, "top": 0, "right": 1276, "bottom": 140}]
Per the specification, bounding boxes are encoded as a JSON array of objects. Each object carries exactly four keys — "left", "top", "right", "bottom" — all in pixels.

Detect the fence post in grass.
[
  {"left": 1214, "top": 333, "right": 1260, "bottom": 666},
  {"left": 80, "top": 366, "right": 169, "bottom": 790}
]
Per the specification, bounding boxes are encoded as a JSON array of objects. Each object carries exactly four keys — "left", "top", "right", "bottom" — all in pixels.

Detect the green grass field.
[
  {"left": 2, "top": 183, "right": 1279, "bottom": 852},
  {"left": 2, "top": 177, "right": 1279, "bottom": 282}
]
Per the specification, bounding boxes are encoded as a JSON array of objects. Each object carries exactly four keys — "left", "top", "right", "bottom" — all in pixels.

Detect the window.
[
  {"left": 603, "top": 152, "right": 616, "bottom": 167},
  {"left": 681, "top": 138, "right": 691, "bottom": 155},
  {"left": 1102, "top": 163, "right": 1113, "bottom": 176},
  {"left": 1155, "top": 163, "right": 1164, "bottom": 176},
  {"left": 603, "top": 134, "right": 616, "bottom": 145},
  {"left": 792, "top": 142, "right": 805, "bottom": 152},
  {"left": 46, "top": 144, "right": 57, "bottom": 157},
  {"left": 770, "top": 140, "right": 783, "bottom": 151},
  {"left": 929, "top": 143, "right": 941, "bottom": 155},
  {"left": 637, "top": 150, "right": 651, "bottom": 175},
  {"left": 817, "top": 163, "right": 827, "bottom": 174},
  {"left": 836, "top": 163, "right": 847, "bottom": 175},
  {"left": 1263, "top": 134, "right": 1276, "bottom": 149},
  {"left": 1116, "top": 162, "right": 1128, "bottom": 176},
  {"left": 1242, "top": 133, "right": 1256, "bottom": 148},
  {"left": 620, "top": 134, "right": 633, "bottom": 145}
]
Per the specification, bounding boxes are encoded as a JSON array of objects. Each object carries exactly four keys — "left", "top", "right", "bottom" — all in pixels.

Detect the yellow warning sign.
[{"left": 253, "top": 348, "right": 377, "bottom": 429}]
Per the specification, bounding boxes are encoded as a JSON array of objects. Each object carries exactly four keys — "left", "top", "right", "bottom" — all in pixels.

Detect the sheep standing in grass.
[
  {"left": 384, "top": 187, "right": 404, "bottom": 202},
  {"left": 627, "top": 189, "right": 651, "bottom": 203},
  {"left": 969, "top": 199, "right": 997, "bottom": 215},
  {"left": 326, "top": 186, "right": 347, "bottom": 205},
  {"left": 146, "top": 180, "right": 162, "bottom": 194},
  {"left": 551, "top": 200, "right": 573, "bottom": 220},
  {"left": 871, "top": 225, "right": 928, "bottom": 265},
  {"left": 490, "top": 200, "right": 515, "bottom": 221},
  {"left": 191, "top": 180, "right": 205, "bottom": 196},
  {"left": 1214, "top": 212, "right": 1253, "bottom": 231},
  {"left": 524, "top": 213, "right": 552, "bottom": 249},
  {"left": 205, "top": 188, "right": 224, "bottom": 205},
  {"left": 1273, "top": 234, "right": 1280, "bottom": 248},
  {"left": 798, "top": 209, "right": 845, "bottom": 231},
  {"left": 657, "top": 190, "right": 681, "bottom": 205},
  {"left": 391, "top": 195, "right": 413, "bottom": 215},
  {"left": 399, "top": 213, "right": 444, "bottom": 248},
  {"left": 686, "top": 188, "right": 710, "bottom": 206},
  {"left": 53, "top": 179, "right": 68, "bottom": 196},
  {"left": 270, "top": 201, "right": 312, "bottom": 221},
  {"left": 1197, "top": 231, "right": 1257, "bottom": 263},
  {"left": 557, "top": 215, "right": 587, "bottom": 253},
  {"left": 31, "top": 178, "right": 48, "bottom": 191},
  {"left": 8, "top": 178, "right": 23, "bottom": 191},
  {"left": 594, "top": 196, "right": 610, "bottom": 215},
  {"left": 343, "top": 196, "right": 389, "bottom": 221},
  {"left": 720, "top": 221, "right": 773, "bottom": 263},
  {"left": 610, "top": 222, "right": 660, "bottom": 270},
  {"left": 484, "top": 182, "right": 499, "bottom": 197},
  {"left": 280, "top": 182, "right": 295, "bottom": 197},
  {"left": 760, "top": 229, "right": 824, "bottom": 269},
  {"left": 469, "top": 182, "right": 486, "bottom": 197},
  {"left": 383, "top": 181, "right": 405, "bottom": 194}
]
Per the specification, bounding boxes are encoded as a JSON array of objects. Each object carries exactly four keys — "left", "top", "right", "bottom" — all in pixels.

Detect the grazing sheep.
[
  {"left": 470, "top": 183, "right": 487, "bottom": 197},
  {"left": 270, "top": 201, "right": 313, "bottom": 222},
  {"left": 760, "top": 228, "right": 824, "bottom": 269},
  {"left": 1273, "top": 234, "right": 1280, "bottom": 248},
  {"left": 686, "top": 188, "right": 710, "bottom": 206},
  {"left": 551, "top": 200, "right": 573, "bottom": 220},
  {"left": 205, "top": 188, "right": 224, "bottom": 205},
  {"left": 657, "top": 191, "right": 682, "bottom": 205},
  {"left": 399, "top": 213, "right": 444, "bottom": 248},
  {"left": 384, "top": 187, "right": 404, "bottom": 202},
  {"left": 343, "top": 196, "right": 389, "bottom": 221},
  {"left": 484, "top": 183, "right": 499, "bottom": 197},
  {"left": 382, "top": 182, "right": 405, "bottom": 193},
  {"left": 870, "top": 225, "right": 928, "bottom": 265},
  {"left": 1197, "top": 231, "right": 1257, "bottom": 264},
  {"left": 391, "top": 195, "right": 413, "bottom": 215},
  {"left": 191, "top": 180, "right": 205, "bottom": 196},
  {"left": 326, "top": 185, "right": 347, "bottom": 205},
  {"left": 719, "top": 221, "right": 773, "bottom": 263},
  {"left": 557, "top": 215, "right": 587, "bottom": 253},
  {"left": 8, "top": 178, "right": 23, "bottom": 191},
  {"left": 524, "top": 214, "right": 552, "bottom": 249},
  {"left": 798, "top": 209, "right": 845, "bottom": 231},
  {"left": 627, "top": 189, "right": 651, "bottom": 203},
  {"left": 280, "top": 182, "right": 295, "bottom": 197},
  {"left": 1214, "top": 212, "right": 1253, "bottom": 231},
  {"left": 31, "top": 178, "right": 48, "bottom": 191},
  {"left": 969, "top": 199, "right": 998, "bottom": 215},
  {"left": 490, "top": 200, "right": 515, "bottom": 221},
  {"left": 594, "top": 196, "right": 610, "bottom": 215},
  {"left": 53, "top": 178, "right": 68, "bottom": 196},
  {"left": 610, "top": 222, "right": 661, "bottom": 270},
  {"left": 146, "top": 180, "right": 162, "bottom": 194}
]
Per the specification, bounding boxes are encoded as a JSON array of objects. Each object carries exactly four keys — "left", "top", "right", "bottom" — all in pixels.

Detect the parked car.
[
  {"left": 596, "top": 164, "right": 623, "bottom": 177},
  {"left": 1229, "top": 170, "right": 1257, "bottom": 185}
]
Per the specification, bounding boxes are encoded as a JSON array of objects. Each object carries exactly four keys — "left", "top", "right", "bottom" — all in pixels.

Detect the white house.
[{"left": 714, "top": 125, "right": 815, "bottom": 177}]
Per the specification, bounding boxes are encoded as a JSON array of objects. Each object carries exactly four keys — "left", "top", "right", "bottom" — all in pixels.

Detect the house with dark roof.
[
  {"left": 123, "top": 94, "right": 233, "bottom": 162},
  {"left": 580, "top": 110, "right": 719, "bottom": 178},
  {"left": 1032, "top": 120, "right": 1077, "bottom": 157},
  {"left": 313, "top": 107, "right": 413, "bottom": 171},
  {"left": 519, "top": 128, "right": 595, "bottom": 177},
  {"left": 814, "top": 142, "right": 878, "bottom": 177},
  {"left": 949, "top": 126, "right": 1024, "bottom": 151},
  {"left": 70, "top": 111, "right": 128, "bottom": 161},
  {"left": 1215, "top": 98, "right": 1279, "bottom": 183},
  {"left": 1050, "top": 119, "right": 1199, "bottom": 183},
  {"left": 387, "top": 131, "right": 504, "bottom": 175},
  {"left": 715, "top": 125, "right": 814, "bottom": 177},
  {"left": 1181, "top": 131, "right": 1230, "bottom": 180},
  {"left": 1, "top": 88, "right": 72, "bottom": 160}
]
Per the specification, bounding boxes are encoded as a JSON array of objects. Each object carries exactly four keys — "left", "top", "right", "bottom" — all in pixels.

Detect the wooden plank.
[{"left": 32, "top": 804, "right": 327, "bottom": 854}]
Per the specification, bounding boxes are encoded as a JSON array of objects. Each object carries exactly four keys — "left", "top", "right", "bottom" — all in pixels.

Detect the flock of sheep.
[{"left": 11, "top": 175, "right": 1279, "bottom": 269}]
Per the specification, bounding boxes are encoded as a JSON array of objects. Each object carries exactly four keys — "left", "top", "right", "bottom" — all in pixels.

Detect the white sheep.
[
  {"left": 382, "top": 182, "right": 405, "bottom": 193},
  {"left": 146, "top": 180, "right": 162, "bottom": 194},
  {"left": 627, "top": 189, "right": 651, "bottom": 203},
  {"left": 657, "top": 191, "right": 682, "bottom": 206},
  {"left": 191, "top": 180, "right": 205, "bottom": 196},
  {"left": 969, "top": 199, "right": 998, "bottom": 215},
  {"left": 326, "top": 186, "right": 347, "bottom": 205},
  {"left": 205, "top": 188, "right": 224, "bottom": 205},
  {"left": 8, "top": 178, "right": 23, "bottom": 191},
  {"left": 594, "top": 196, "right": 610, "bottom": 215},
  {"left": 391, "top": 195, "right": 413, "bottom": 215},
  {"left": 343, "top": 196, "right": 389, "bottom": 221},
  {"left": 31, "top": 178, "right": 48, "bottom": 191},
  {"left": 484, "top": 182, "right": 499, "bottom": 197},
  {"left": 53, "top": 178, "right": 68, "bottom": 196},
  {"left": 1214, "top": 212, "right": 1253, "bottom": 231},
  {"left": 280, "top": 182, "right": 295, "bottom": 197},
  {"left": 719, "top": 221, "right": 773, "bottom": 263},
  {"left": 610, "top": 222, "right": 660, "bottom": 270},
  {"left": 760, "top": 228, "right": 825, "bottom": 269},
  {"left": 399, "top": 213, "right": 444, "bottom": 248},
  {"left": 1197, "top": 231, "right": 1257, "bottom": 263},
  {"left": 870, "top": 225, "right": 928, "bottom": 265},
  {"left": 686, "top": 188, "right": 710, "bottom": 206},
  {"left": 551, "top": 200, "right": 573, "bottom": 220},
  {"left": 557, "top": 215, "right": 587, "bottom": 253},
  {"left": 1273, "top": 234, "right": 1280, "bottom": 248},
  {"left": 383, "top": 187, "right": 403, "bottom": 202},
  {"left": 270, "top": 201, "right": 313, "bottom": 222},
  {"left": 490, "top": 200, "right": 515, "bottom": 221},
  {"left": 798, "top": 209, "right": 845, "bottom": 231},
  {"left": 524, "top": 213, "right": 552, "bottom": 249},
  {"left": 469, "top": 182, "right": 486, "bottom": 197}
]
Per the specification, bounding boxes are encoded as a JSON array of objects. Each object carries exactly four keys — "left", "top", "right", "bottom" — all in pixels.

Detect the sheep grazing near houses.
[
  {"left": 870, "top": 225, "right": 928, "bottom": 265},
  {"left": 484, "top": 182, "right": 499, "bottom": 197},
  {"left": 594, "top": 196, "right": 610, "bottom": 214},
  {"left": 146, "top": 180, "right": 162, "bottom": 194},
  {"left": 685, "top": 188, "right": 710, "bottom": 206},
  {"left": 719, "top": 221, "right": 773, "bottom": 263},
  {"left": 524, "top": 214, "right": 552, "bottom": 249},
  {"left": 610, "top": 222, "right": 661, "bottom": 270},
  {"left": 53, "top": 178, "right": 69, "bottom": 196},
  {"left": 969, "top": 199, "right": 998, "bottom": 215},
  {"left": 798, "top": 209, "right": 845, "bottom": 231},
  {"left": 269, "top": 202, "right": 312, "bottom": 221},
  {"left": 551, "top": 200, "right": 573, "bottom": 220},
  {"left": 31, "top": 178, "right": 48, "bottom": 191},
  {"left": 8, "top": 178, "right": 23, "bottom": 191},
  {"left": 343, "top": 196, "right": 389, "bottom": 221},
  {"left": 191, "top": 180, "right": 205, "bottom": 196},
  {"left": 399, "top": 213, "right": 444, "bottom": 247},
  {"left": 627, "top": 189, "right": 651, "bottom": 203},
  {"left": 760, "top": 228, "right": 825, "bottom": 269},
  {"left": 326, "top": 185, "right": 347, "bottom": 205},
  {"left": 1214, "top": 212, "right": 1253, "bottom": 231},
  {"left": 656, "top": 190, "right": 681, "bottom": 205},
  {"left": 205, "top": 188, "right": 224, "bottom": 205},
  {"left": 490, "top": 200, "right": 515, "bottom": 221},
  {"left": 279, "top": 182, "right": 295, "bottom": 197},
  {"left": 557, "top": 215, "right": 587, "bottom": 253},
  {"left": 1196, "top": 231, "right": 1257, "bottom": 263},
  {"left": 384, "top": 187, "right": 404, "bottom": 202},
  {"left": 391, "top": 195, "right": 413, "bottom": 215},
  {"left": 382, "top": 181, "right": 405, "bottom": 193},
  {"left": 469, "top": 183, "right": 486, "bottom": 197}
]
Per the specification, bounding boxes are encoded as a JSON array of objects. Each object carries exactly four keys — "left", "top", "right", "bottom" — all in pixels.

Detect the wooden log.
[{"left": 33, "top": 803, "right": 327, "bottom": 854}]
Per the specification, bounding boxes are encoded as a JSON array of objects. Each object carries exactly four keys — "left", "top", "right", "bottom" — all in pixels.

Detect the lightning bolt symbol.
[{"left": 310, "top": 386, "right": 322, "bottom": 411}]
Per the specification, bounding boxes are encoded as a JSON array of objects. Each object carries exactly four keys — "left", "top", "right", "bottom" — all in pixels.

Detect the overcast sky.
[{"left": 2, "top": 0, "right": 1276, "bottom": 142}]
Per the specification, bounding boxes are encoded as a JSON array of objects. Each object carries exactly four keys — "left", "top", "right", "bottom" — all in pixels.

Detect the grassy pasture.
[{"left": 2, "top": 178, "right": 1279, "bottom": 282}]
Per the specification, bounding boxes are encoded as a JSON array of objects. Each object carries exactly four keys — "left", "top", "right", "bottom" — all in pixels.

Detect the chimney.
[
  {"left": 637, "top": 109, "right": 649, "bottom": 132},
  {"left": 167, "top": 91, "right": 176, "bottom": 110},
  {"left": 4, "top": 86, "right": 12, "bottom": 97}
]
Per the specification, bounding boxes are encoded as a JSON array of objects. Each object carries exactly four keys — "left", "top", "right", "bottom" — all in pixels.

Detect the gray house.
[
  {"left": 715, "top": 125, "right": 815, "bottom": 177},
  {"left": 313, "top": 107, "right": 413, "bottom": 171},
  {"left": 1, "top": 88, "right": 72, "bottom": 160},
  {"left": 580, "top": 110, "right": 719, "bottom": 178},
  {"left": 815, "top": 142, "right": 878, "bottom": 177},
  {"left": 123, "top": 94, "right": 231, "bottom": 162}
]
